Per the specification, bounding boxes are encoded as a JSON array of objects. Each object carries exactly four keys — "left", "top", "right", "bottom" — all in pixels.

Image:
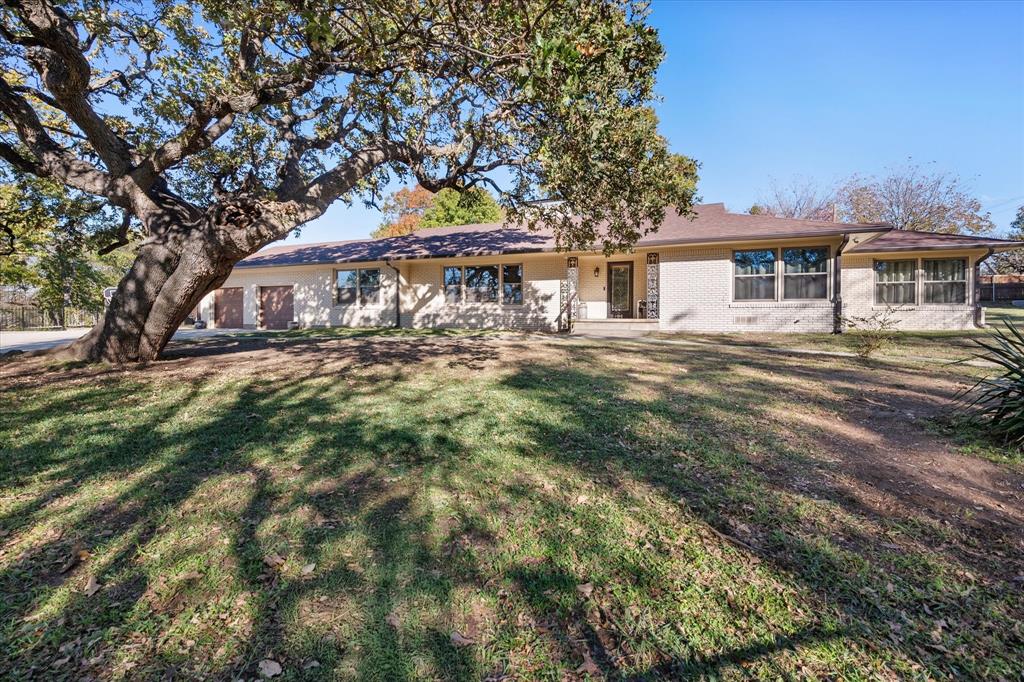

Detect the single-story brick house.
[{"left": 197, "top": 203, "right": 1022, "bottom": 334}]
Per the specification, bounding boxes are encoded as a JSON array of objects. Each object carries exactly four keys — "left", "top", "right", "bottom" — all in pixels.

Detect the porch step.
[{"left": 571, "top": 319, "right": 660, "bottom": 336}]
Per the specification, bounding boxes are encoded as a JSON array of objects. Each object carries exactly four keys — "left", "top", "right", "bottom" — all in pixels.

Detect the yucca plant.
[{"left": 958, "top": 319, "right": 1024, "bottom": 447}]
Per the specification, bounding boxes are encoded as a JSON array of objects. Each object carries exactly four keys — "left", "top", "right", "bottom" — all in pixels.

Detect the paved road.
[{"left": 0, "top": 327, "right": 242, "bottom": 353}]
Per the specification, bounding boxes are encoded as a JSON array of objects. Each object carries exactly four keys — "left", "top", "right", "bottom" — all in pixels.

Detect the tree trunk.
[{"left": 59, "top": 217, "right": 254, "bottom": 363}]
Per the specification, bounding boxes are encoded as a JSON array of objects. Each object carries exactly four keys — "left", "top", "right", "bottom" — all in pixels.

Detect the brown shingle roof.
[
  {"left": 237, "top": 203, "right": 890, "bottom": 268},
  {"left": 846, "top": 230, "right": 1024, "bottom": 253}
]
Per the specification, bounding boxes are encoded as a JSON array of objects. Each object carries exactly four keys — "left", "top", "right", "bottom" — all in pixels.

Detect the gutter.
[
  {"left": 384, "top": 259, "right": 401, "bottom": 329},
  {"left": 833, "top": 234, "right": 851, "bottom": 334}
]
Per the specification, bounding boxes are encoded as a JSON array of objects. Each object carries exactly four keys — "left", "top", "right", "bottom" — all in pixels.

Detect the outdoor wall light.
[{"left": 594, "top": 266, "right": 600, "bottom": 278}]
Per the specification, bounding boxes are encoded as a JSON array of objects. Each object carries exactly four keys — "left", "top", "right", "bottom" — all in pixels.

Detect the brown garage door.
[
  {"left": 214, "top": 287, "right": 243, "bottom": 328},
  {"left": 260, "top": 285, "right": 294, "bottom": 330}
]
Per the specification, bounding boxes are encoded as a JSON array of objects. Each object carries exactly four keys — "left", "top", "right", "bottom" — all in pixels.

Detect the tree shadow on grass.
[{"left": 2, "top": 335, "right": 1021, "bottom": 679}]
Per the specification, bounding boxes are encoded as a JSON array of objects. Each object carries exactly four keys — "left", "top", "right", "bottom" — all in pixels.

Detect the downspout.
[
  {"left": 833, "top": 234, "right": 851, "bottom": 334},
  {"left": 384, "top": 259, "right": 401, "bottom": 329},
  {"left": 975, "top": 248, "right": 995, "bottom": 328}
]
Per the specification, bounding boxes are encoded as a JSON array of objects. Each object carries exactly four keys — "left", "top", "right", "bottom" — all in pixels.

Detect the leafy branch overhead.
[{"left": 0, "top": 0, "right": 695, "bottom": 253}]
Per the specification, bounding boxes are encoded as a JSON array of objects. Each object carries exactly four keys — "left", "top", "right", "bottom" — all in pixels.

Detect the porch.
[{"left": 570, "top": 318, "right": 660, "bottom": 336}]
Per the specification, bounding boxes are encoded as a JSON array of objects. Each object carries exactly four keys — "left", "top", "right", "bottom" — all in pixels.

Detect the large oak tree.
[{"left": 0, "top": 0, "right": 696, "bottom": 362}]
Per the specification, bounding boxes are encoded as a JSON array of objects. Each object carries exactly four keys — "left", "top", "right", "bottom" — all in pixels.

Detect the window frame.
[
  {"left": 732, "top": 246, "right": 832, "bottom": 303},
  {"left": 732, "top": 248, "right": 779, "bottom": 302},
  {"left": 334, "top": 267, "right": 382, "bottom": 307},
  {"left": 781, "top": 246, "right": 831, "bottom": 301},
  {"left": 443, "top": 263, "right": 525, "bottom": 306},
  {"left": 872, "top": 257, "right": 973, "bottom": 308},
  {"left": 921, "top": 257, "right": 968, "bottom": 306}
]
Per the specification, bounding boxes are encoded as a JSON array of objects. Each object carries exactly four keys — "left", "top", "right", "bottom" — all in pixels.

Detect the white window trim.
[
  {"left": 872, "top": 256, "right": 972, "bottom": 308},
  {"left": 732, "top": 246, "right": 832, "bottom": 303},
  {"left": 442, "top": 263, "right": 525, "bottom": 306},
  {"left": 334, "top": 267, "right": 383, "bottom": 308}
]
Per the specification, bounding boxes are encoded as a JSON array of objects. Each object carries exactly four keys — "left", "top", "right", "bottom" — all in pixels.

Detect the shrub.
[
  {"left": 842, "top": 306, "right": 903, "bottom": 358},
  {"left": 958, "top": 320, "right": 1024, "bottom": 448}
]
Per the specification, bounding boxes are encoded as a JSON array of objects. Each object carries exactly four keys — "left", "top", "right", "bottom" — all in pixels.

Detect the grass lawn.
[{"left": 1, "top": 330, "right": 1021, "bottom": 680}]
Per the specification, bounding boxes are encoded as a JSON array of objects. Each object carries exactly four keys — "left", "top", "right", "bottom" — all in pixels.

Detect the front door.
[{"left": 607, "top": 262, "right": 633, "bottom": 319}]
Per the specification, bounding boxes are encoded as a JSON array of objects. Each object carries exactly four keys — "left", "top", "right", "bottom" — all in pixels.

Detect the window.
[
  {"left": 336, "top": 269, "right": 358, "bottom": 305},
  {"left": 502, "top": 264, "right": 523, "bottom": 305},
  {"left": 874, "top": 260, "right": 917, "bottom": 305},
  {"left": 783, "top": 247, "right": 829, "bottom": 300},
  {"left": 444, "top": 266, "right": 463, "bottom": 303},
  {"left": 734, "top": 249, "right": 776, "bottom": 301},
  {"left": 336, "top": 268, "right": 380, "bottom": 305},
  {"left": 465, "top": 265, "right": 499, "bottom": 302},
  {"left": 923, "top": 258, "right": 967, "bottom": 304},
  {"left": 358, "top": 268, "right": 381, "bottom": 305}
]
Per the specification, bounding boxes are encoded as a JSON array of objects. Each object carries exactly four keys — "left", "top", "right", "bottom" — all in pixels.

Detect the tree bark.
[{"left": 58, "top": 209, "right": 265, "bottom": 363}]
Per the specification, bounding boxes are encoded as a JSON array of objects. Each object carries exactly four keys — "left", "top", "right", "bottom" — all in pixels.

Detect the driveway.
[{"left": 0, "top": 327, "right": 243, "bottom": 353}]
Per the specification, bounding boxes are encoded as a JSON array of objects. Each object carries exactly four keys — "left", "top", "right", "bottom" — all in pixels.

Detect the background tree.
[
  {"left": 0, "top": 0, "right": 697, "bottom": 362},
  {"left": 748, "top": 177, "right": 836, "bottom": 221},
  {"left": 370, "top": 184, "right": 435, "bottom": 238},
  {"left": 0, "top": 174, "right": 132, "bottom": 326},
  {"left": 991, "top": 206, "right": 1024, "bottom": 274},
  {"left": 836, "top": 162, "right": 994, "bottom": 234},
  {"left": 420, "top": 187, "right": 503, "bottom": 229}
]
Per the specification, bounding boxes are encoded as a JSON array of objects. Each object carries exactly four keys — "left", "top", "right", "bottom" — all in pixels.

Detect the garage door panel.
[
  {"left": 260, "top": 285, "right": 294, "bottom": 329},
  {"left": 214, "top": 287, "right": 243, "bottom": 328}
]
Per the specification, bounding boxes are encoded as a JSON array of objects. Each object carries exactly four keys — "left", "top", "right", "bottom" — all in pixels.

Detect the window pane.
[
  {"left": 923, "top": 259, "right": 966, "bottom": 282},
  {"left": 735, "top": 250, "right": 776, "bottom": 276},
  {"left": 924, "top": 282, "right": 966, "bottom": 304},
  {"left": 875, "top": 282, "right": 916, "bottom": 305},
  {"left": 735, "top": 275, "right": 775, "bottom": 300},
  {"left": 336, "top": 269, "right": 357, "bottom": 304},
  {"left": 502, "top": 264, "right": 523, "bottom": 305},
  {"left": 874, "top": 260, "right": 916, "bottom": 283},
  {"left": 783, "top": 247, "right": 829, "bottom": 274},
  {"left": 465, "top": 265, "right": 499, "bottom": 302},
  {"left": 502, "top": 264, "right": 522, "bottom": 284},
  {"left": 359, "top": 268, "right": 381, "bottom": 305},
  {"left": 443, "top": 267, "right": 462, "bottom": 303},
  {"left": 784, "top": 274, "right": 828, "bottom": 299}
]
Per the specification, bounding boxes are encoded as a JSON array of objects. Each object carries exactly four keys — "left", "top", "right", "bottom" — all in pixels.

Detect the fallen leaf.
[
  {"left": 292, "top": 464, "right": 303, "bottom": 472},
  {"left": 576, "top": 650, "right": 600, "bottom": 676},
  {"left": 60, "top": 542, "right": 87, "bottom": 573},
  {"left": 303, "top": 660, "right": 321, "bottom": 670},
  {"left": 258, "top": 659, "right": 283, "bottom": 678},
  {"left": 300, "top": 563, "right": 316, "bottom": 576},
  {"left": 450, "top": 630, "right": 475, "bottom": 647},
  {"left": 263, "top": 553, "right": 285, "bottom": 569},
  {"left": 386, "top": 611, "right": 401, "bottom": 628},
  {"left": 83, "top": 575, "right": 101, "bottom": 596},
  {"left": 575, "top": 494, "right": 589, "bottom": 504},
  {"left": 576, "top": 582, "right": 594, "bottom": 598}
]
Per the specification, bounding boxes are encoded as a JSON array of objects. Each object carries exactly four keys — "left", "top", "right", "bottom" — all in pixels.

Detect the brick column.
[{"left": 646, "top": 253, "right": 659, "bottom": 319}]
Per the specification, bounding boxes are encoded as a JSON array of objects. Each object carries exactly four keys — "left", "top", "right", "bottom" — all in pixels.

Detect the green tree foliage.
[
  {"left": 0, "top": 176, "right": 131, "bottom": 322},
  {"left": 420, "top": 188, "right": 504, "bottom": 229},
  {"left": 0, "top": 0, "right": 698, "bottom": 360}
]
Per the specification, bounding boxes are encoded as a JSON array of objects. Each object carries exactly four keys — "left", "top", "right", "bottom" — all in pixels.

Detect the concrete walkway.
[{"left": 0, "top": 327, "right": 242, "bottom": 353}]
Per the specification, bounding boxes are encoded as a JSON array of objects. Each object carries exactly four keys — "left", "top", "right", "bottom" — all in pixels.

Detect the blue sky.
[{"left": 292, "top": 0, "right": 1024, "bottom": 244}]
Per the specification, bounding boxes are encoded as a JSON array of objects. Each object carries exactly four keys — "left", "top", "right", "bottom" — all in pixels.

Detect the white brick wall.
[
  {"left": 400, "top": 255, "right": 565, "bottom": 331},
  {"left": 198, "top": 262, "right": 399, "bottom": 328},
  {"left": 841, "top": 253, "right": 980, "bottom": 331},
  {"left": 657, "top": 245, "right": 836, "bottom": 332},
  {"left": 200, "top": 244, "right": 986, "bottom": 333}
]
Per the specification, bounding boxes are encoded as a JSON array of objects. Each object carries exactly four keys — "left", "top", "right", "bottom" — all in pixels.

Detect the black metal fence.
[{"left": 0, "top": 306, "right": 99, "bottom": 331}]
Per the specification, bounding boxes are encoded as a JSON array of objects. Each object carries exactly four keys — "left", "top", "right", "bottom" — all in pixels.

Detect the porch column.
[
  {"left": 646, "top": 253, "right": 659, "bottom": 319},
  {"left": 566, "top": 257, "right": 579, "bottom": 326}
]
